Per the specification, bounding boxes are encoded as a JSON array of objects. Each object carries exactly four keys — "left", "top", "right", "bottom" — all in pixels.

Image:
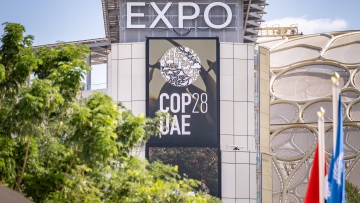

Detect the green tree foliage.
[
  {"left": 0, "top": 22, "right": 220, "bottom": 202},
  {"left": 149, "top": 147, "right": 219, "bottom": 197},
  {"left": 346, "top": 180, "right": 360, "bottom": 203}
]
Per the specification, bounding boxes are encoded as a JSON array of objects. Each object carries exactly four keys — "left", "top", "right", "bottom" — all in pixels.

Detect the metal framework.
[
  {"left": 256, "top": 24, "right": 301, "bottom": 37},
  {"left": 261, "top": 31, "right": 360, "bottom": 202},
  {"left": 243, "top": 0, "right": 268, "bottom": 42},
  {"left": 102, "top": 0, "right": 120, "bottom": 43}
]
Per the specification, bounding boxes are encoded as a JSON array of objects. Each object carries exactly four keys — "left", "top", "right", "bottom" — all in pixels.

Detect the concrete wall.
[
  {"left": 219, "top": 43, "right": 256, "bottom": 203},
  {"left": 258, "top": 46, "right": 271, "bottom": 203}
]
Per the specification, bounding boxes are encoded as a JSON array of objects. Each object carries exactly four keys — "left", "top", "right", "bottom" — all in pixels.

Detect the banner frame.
[{"left": 145, "top": 37, "right": 221, "bottom": 197}]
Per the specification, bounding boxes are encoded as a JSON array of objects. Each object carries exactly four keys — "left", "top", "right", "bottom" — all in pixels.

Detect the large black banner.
[{"left": 146, "top": 38, "right": 219, "bottom": 146}]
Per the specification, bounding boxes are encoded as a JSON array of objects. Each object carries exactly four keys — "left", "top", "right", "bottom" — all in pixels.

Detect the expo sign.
[{"left": 127, "top": 2, "right": 233, "bottom": 29}]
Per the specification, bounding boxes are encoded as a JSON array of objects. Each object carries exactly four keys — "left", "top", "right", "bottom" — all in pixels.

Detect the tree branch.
[
  {"left": 65, "top": 150, "right": 78, "bottom": 175},
  {"left": 14, "top": 136, "right": 31, "bottom": 191}
]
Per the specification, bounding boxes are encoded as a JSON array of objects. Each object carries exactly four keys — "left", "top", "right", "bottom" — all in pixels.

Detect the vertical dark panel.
[
  {"left": 146, "top": 37, "right": 220, "bottom": 197},
  {"left": 146, "top": 38, "right": 219, "bottom": 146}
]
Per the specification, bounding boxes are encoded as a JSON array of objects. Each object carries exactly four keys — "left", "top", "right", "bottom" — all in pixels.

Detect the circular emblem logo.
[{"left": 160, "top": 46, "right": 201, "bottom": 87}]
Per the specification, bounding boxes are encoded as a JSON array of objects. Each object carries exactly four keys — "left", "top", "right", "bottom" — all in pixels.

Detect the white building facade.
[{"left": 82, "top": 0, "right": 270, "bottom": 202}]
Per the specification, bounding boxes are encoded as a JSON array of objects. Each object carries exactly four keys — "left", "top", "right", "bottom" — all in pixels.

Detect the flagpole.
[
  {"left": 331, "top": 73, "right": 340, "bottom": 152},
  {"left": 318, "top": 107, "right": 325, "bottom": 203}
]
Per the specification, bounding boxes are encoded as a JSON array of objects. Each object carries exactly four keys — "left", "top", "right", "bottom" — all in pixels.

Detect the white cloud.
[{"left": 263, "top": 16, "right": 347, "bottom": 35}]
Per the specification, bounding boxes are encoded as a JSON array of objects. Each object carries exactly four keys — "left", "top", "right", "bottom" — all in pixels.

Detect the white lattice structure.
[{"left": 260, "top": 31, "right": 360, "bottom": 203}]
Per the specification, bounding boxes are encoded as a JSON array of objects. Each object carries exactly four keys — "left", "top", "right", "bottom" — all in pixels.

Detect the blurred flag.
[
  {"left": 326, "top": 94, "right": 345, "bottom": 203},
  {"left": 304, "top": 143, "right": 328, "bottom": 203}
]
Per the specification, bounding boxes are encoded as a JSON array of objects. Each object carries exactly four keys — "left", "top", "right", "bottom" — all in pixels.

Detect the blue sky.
[
  {"left": 264, "top": 0, "right": 359, "bottom": 26},
  {"left": 263, "top": 0, "right": 360, "bottom": 34},
  {"left": 0, "top": 0, "right": 105, "bottom": 45},
  {"left": 0, "top": 0, "right": 106, "bottom": 84},
  {"left": 1, "top": 0, "right": 359, "bottom": 85}
]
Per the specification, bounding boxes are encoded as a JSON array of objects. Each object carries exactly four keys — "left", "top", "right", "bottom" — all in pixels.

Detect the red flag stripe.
[{"left": 304, "top": 144, "right": 328, "bottom": 203}]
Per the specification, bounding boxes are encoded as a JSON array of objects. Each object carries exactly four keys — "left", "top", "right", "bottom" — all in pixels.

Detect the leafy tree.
[
  {"left": 0, "top": 22, "right": 221, "bottom": 203},
  {"left": 346, "top": 180, "right": 360, "bottom": 203},
  {"left": 149, "top": 147, "right": 219, "bottom": 197}
]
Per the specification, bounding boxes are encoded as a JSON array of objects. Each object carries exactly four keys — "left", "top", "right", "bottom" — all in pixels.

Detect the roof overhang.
[
  {"left": 102, "top": 0, "right": 119, "bottom": 43},
  {"left": 34, "top": 38, "right": 111, "bottom": 65},
  {"left": 243, "top": 0, "right": 268, "bottom": 42}
]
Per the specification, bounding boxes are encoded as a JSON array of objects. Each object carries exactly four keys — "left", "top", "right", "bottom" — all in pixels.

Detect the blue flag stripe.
[{"left": 326, "top": 94, "right": 345, "bottom": 203}]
